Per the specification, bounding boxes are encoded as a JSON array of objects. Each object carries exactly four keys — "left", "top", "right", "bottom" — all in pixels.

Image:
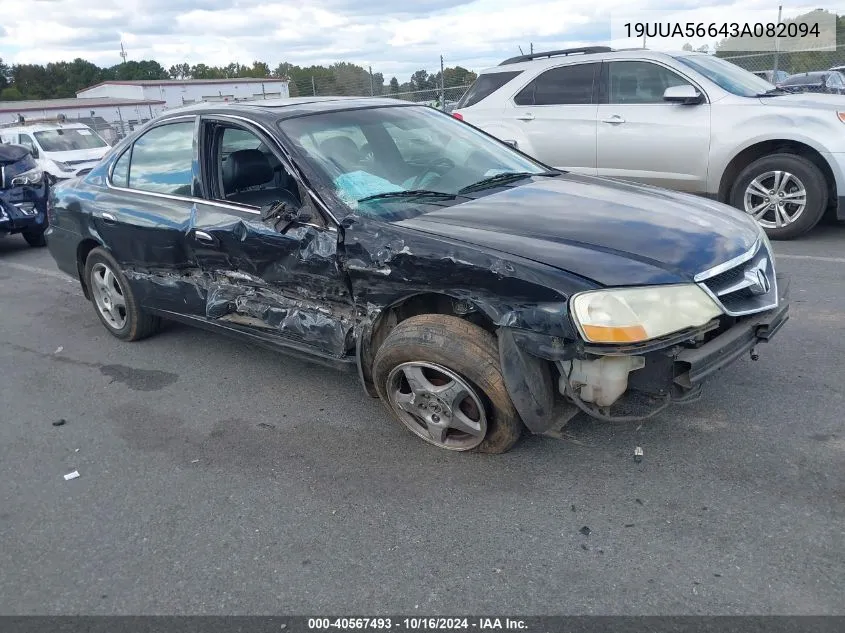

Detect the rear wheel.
[
  {"left": 372, "top": 314, "right": 525, "bottom": 454},
  {"left": 84, "top": 247, "right": 161, "bottom": 341},
  {"left": 730, "top": 153, "right": 827, "bottom": 240},
  {"left": 22, "top": 230, "right": 46, "bottom": 247}
]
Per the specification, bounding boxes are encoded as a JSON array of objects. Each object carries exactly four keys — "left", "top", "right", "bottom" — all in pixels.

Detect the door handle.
[
  {"left": 515, "top": 113, "right": 535, "bottom": 121},
  {"left": 601, "top": 114, "right": 625, "bottom": 124},
  {"left": 101, "top": 212, "right": 117, "bottom": 225},
  {"left": 194, "top": 230, "right": 215, "bottom": 244}
]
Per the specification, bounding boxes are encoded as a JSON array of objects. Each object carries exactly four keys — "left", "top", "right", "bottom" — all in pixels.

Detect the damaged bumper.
[
  {"left": 500, "top": 275, "right": 790, "bottom": 433},
  {"left": 0, "top": 184, "right": 48, "bottom": 236},
  {"left": 673, "top": 290, "right": 789, "bottom": 389}
]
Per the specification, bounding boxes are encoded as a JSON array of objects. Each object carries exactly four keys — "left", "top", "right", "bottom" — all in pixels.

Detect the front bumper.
[
  {"left": 0, "top": 183, "right": 48, "bottom": 235},
  {"left": 673, "top": 286, "right": 789, "bottom": 389}
]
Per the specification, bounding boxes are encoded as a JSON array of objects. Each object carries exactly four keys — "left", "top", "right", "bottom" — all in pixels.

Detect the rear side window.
[
  {"left": 126, "top": 121, "right": 195, "bottom": 196},
  {"left": 457, "top": 71, "right": 523, "bottom": 108},
  {"left": 514, "top": 62, "right": 599, "bottom": 106},
  {"left": 111, "top": 148, "right": 131, "bottom": 188}
]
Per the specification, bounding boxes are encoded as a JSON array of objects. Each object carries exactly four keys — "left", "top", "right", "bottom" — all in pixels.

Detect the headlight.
[
  {"left": 571, "top": 284, "right": 722, "bottom": 344},
  {"left": 10, "top": 167, "right": 43, "bottom": 186},
  {"left": 54, "top": 161, "right": 74, "bottom": 172}
]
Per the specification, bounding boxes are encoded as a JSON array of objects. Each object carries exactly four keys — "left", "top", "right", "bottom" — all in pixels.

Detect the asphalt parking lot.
[{"left": 1, "top": 225, "right": 843, "bottom": 615}]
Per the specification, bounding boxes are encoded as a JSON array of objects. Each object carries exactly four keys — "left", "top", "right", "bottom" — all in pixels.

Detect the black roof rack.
[{"left": 499, "top": 46, "right": 613, "bottom": 66}]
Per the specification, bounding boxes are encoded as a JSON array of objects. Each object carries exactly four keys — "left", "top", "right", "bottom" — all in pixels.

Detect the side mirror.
[
  {"left": 29, "top": 146, "right": 39, "bottom": 158},
  {"left": 663, "top": 85, "right": 703, "bottom": 105}
]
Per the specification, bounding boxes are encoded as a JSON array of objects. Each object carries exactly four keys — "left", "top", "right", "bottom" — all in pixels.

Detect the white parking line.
[
  {"left": 3, "top": 262, "right": 77, "bottom": 282},
  {"left": 776, "top": 254, "right": 845, "bottom": 264}
]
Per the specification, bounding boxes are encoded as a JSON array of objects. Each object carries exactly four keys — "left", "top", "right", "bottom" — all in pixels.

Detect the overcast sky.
[{"left": 0, "top": 0, "right": 841, "bottom": 80}]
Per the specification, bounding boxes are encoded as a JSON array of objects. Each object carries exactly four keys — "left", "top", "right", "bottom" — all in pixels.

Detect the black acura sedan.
[{"left": 45, "top": 97, "right": 789, "bottom": 453}]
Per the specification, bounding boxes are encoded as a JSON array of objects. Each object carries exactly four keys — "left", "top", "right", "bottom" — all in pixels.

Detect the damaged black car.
[
  {"left": 45, "top": 98, "right": 789, "bottom": 453},
  {"left": 1, "top": 142, "right": 49, "bottom": 247}
]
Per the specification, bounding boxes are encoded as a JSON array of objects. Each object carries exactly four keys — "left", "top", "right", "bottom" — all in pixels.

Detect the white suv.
[
  {"left": 453, "top": 47, "right": 845, "bottom": 239},
  {"left": 0, "top": 121, "right": 111, "bottom": 183}
]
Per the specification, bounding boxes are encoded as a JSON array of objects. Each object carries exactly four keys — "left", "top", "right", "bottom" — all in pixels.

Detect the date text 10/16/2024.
[{"left": 308, "top": 618, "right": 528, "bottom": 630}]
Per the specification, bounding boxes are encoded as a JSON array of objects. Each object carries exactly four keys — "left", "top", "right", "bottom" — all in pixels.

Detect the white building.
[
  {"left": 0, "top": 97, "right": 167, "bottom": 141},
  {"left": 77, "top": 78, "right": 291, "bottom": 108}
]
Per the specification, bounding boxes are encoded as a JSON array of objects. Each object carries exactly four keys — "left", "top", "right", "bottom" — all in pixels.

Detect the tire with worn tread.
[
  {"left": 84, "top": 247, "right": 161, "bottom": 341},
  {"left": 373, "top": 314, "right": 525, "bottom": 454},
  {"left": 729, "top": 153, "right": 827, "bottom": 240}
]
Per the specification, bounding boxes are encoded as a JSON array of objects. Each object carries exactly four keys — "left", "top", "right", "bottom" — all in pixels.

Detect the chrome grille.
[{"left": 695, "top": 239, "right": 778, "bottom": 316}]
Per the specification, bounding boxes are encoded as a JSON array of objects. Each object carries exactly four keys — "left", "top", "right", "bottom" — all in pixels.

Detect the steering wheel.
[{"left": 406, "top": 157, "right": 455, "bottom": 190}]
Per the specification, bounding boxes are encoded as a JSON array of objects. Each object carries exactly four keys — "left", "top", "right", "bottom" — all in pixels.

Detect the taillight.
[{"left": 452, "top": 112, "right": 464, "bottom": 121}]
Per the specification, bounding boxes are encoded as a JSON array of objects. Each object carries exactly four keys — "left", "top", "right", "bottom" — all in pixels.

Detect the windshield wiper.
[
  {"left": 458, "top": 170, "right": 557, "bottom": 194},
  {"left": 357, "top": 189, "right": 457, "bottom": 203}
]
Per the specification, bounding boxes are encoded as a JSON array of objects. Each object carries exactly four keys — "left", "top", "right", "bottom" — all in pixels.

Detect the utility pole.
[
  {"left": 369, "top": 65, "right": 374, "bottom": 96},
  {"left": 773, "top": 5, "right": 783, "bottom": 75},
  {"left": 119, "top": 42, "right": 127, "bottom": 64},
  {"left": 440, "top": 55, "right": 445, "bottom": 111},
  {"left": 311, "top": 75, "right": 316, "bottom": 96},
  {"left": 530, "top": 43, "right": 534, "bottom": 54}
]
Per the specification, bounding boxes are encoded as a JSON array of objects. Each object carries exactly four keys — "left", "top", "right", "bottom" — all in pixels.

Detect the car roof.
[
  {"left": 159, "top": 96, "right": 420, "bottom": 122},
  {"left": 0, "top": 122, "right": 93, "bottom": 133},
  {"left": 476, "top": 48, "right": 695, "bottom": 75}
]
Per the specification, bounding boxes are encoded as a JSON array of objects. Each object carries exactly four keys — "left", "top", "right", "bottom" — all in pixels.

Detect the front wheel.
[
  {"left": 84, "top": 247, "right": 161, "bottom": 341},
  {"left": 372, "top": 314, "right": 525, "bottom": 454},
  {"left": 730, "top": 153, "right": 827, "bottom": 240}
]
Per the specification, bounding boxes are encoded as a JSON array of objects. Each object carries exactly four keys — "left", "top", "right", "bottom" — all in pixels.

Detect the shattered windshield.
[{"left": 278, "top": 105, "right": 553, "bottom": 219}]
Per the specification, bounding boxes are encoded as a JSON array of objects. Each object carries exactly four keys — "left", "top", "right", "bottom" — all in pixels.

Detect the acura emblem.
[{"left": 745, "top": 258, "right": 771, "bottom": 295}]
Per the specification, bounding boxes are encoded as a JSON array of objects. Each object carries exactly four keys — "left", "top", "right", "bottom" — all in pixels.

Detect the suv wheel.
[
  {"left": 84, "top": 247, "right": 161, "bottom": 341},
  {"left": 372, "top": 314, "right": 525, "bottom": 454},
  {"left": 730, "top": 153, "right": 827, "bottom": 240}
]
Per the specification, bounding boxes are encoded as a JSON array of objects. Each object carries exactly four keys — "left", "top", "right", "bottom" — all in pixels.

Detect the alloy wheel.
[
  {"left": 743, "top": 170, "right": 807, "bottom": 229},
  {"left": 90, "top": 262, "right": 127, "bottom": 330},
  {"left": 386, "top": 361, "right": 488, "bottom": 451}
]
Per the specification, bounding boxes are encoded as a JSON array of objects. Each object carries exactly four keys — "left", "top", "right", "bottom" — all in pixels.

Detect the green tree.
[
  {"left": 0, "top": 86, "right": 23, "bottom": 100},
  {"left": 389, "top": 76, "right": 400, "bottom": 94},
  {"left": 410, "top": 69, "right": 432, "bottom": 91},
  {"left": 168, "top": 63, "right": 191, "bottom": 79},
  {"left": 442, "top": 66, "right": 477, "bottom": 88},
  {"left": 247, "top": 61, "right": 271, "bottom": 78},
  {"left": 0, "top": 58, "right": 9, "bottom": 92}
]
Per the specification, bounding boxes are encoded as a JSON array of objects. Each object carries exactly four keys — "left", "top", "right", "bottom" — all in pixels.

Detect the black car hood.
[
  {"left": 0, "top": 144, "right": 30, "bottom": 165},
  {"left": 396, "top": 173, "right": 761, "bottom": 287}
]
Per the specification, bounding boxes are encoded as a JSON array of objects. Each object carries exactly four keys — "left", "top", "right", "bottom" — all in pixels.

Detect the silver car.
[{"left": 454, "top": 47, "right": 845, "bottom": 239}]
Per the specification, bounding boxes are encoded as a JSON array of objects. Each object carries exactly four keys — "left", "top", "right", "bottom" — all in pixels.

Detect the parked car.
[
  {"left": 45, "top": 98, "right": 789, "bottom": 453},
  {"left": 777, "top": 71, "right": 845, "bottom": 95},
  {"left": 753, "top": 69, "right": 790, "bottom": 84},
  {"left": 0, "top": 142, "right": 49, "bottom": 247},
  {"left": 0, "top": 120, "right": 111, "bottom": 183},
  {"left": 453, "top": 47, "right": 845, "bottom": 239}
]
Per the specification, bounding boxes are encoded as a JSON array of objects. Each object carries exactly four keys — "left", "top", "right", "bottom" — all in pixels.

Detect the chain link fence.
[
  {"left": 287, "top": 73, "right": 470, "bottom": 112},
  {"left": 720, "top": 45, "right": 845, "bottom": 78}
]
